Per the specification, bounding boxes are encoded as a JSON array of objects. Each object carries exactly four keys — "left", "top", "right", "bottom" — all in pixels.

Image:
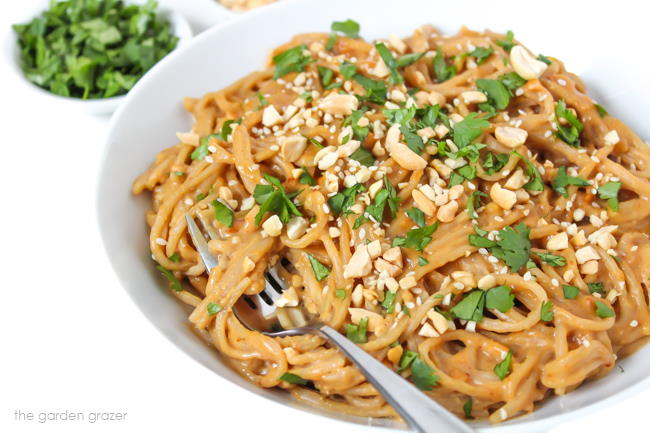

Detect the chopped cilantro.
[
  {"left": 353, "top": 74, "right": 387, "bottom": 104},
  {"left": 597, "top": 181, "right": 621, "bottom": 211},
  {"left": 481, "top": 152, "right": 509, "bottom": 175},
  {"left": 476, "top": 78, "right": 511, "bottom": 110},
  {"left": 433, "top": 48, "right": 456, "bottom": 82},
  {"left": 382, "top": 291, "right": 397, "bottom": 313},
  {"left": 537, "top": 54, "right": 552, "bottom": 65},
  {"left": 211, "top": 200, "right": 234, "bottom": 228},
  {"left": 335, "top": 289, "right": 347, "bottom": 299},
  {"left": 418, "top": 256, "right": 429, "bottom": 266},
  {"left": 279, "top": 372, "right": 308, "bottom": 385},
  {"left": 207, "top": 302, "right": 222, "bottom": 315},
  {"left": 396, "top": 52, "right": 425, "bottom": 68},
  {"left": 535, "top": 252, "right": 566, "bottom": 267},
  {"left": 463, "top": 398, "right": 474, "bottom": 419},
  {"left": 156, "top": 265, "right": 182, "bottom": 292},
  {"left": 451, "top": 290, "right": 485, "bottom": 322},
  {"left": 467, "top": 190, "right": 487, "bottom": 219},
  {"left": 349, "top": 147, "right": 375, "bottom": 166},
  {"left": 588, "top": 282, "right": 605, "bottom": 296},
  {"left": 392, "top": 222, "right": 439, "bottom": 251},
  {"left": 375, "top": 42, "right": 402, "bottom": 84},
  {"left": 255, "top": 92, "right": 269, "bottom": 109},
  {"left": 406, "top": 207, "right": 426, "bottom": 228},
  {"left": 253, "top": 173, "right": 302, "bottom": 226},
  {"left": 468, "top": 46, "right": 494, "bottom": 64},
  {"left": 554, "top": 100, "right": 583, "bottom": 147},
  {"left": 563, "top": 285, "right": 579, "bottom": 299},
  {"left": 398, "top": 350, "right": 418, "bottom": 372},
  {"left": 494, "top": 351, "right": 512, "bottom": 380},
  {"left": 317, "top": 65, "right": 335, "bottom": 88},
  {"left": 595, "top": 300, "right": 614, "bottom": 318},
  {"left": 307, "top": 254, "right": 330, "bottom": 281},
  {"left": 512, "top": 151, "right": 544, "bottom": 192},
  {"left": 453, "top": 113, "right": 490, "bottom": 148},
  {"left": 339, "top": 61, "right": 357, "bottom": 79},
  {"left": 168, "top": 252, "right": 180, "bottom": 263},
  {"left": 594, "top": 103, "right": 609, "bottom": 117},
  {"left": 298, "top": 167, "right": 316, "bottom": 186},
  {"left": 485, "top": 285, "right": 515, "bottom": 313},
  {"left": 328, "top": 183, "right": 365, "bottom": 217},
  {"left": 540, "top": 301, "right": 554, "bottom": 321},
  {"left": 490, "top": 223, "right": 532, "bottom": 272},
  {"left": 552, "top": 166, "right": 589, "bottom": 197},
  {"left": 272, "top": 44, "right": 313, "bottom": 79},
  {"left": 346, "top": 316, "right": 368, "bottom": 343},
  {"left": 410, "top": 357, "right": 439, "bottom": 390},
  {"left": 496, "top": 30, "right": 515, "bottom": 52}
]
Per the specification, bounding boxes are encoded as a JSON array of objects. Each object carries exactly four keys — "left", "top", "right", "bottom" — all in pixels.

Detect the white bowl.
[
  {"left": 97, "top": 0, "right": 650, "bottom": 431},
  {"left": 3, "top": 0, "right": 193, "bottom": 115}
]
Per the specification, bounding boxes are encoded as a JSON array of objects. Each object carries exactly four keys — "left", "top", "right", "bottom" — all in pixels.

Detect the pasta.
[{"left": 133, "top": 23, "right": 650, "bottom": 423}]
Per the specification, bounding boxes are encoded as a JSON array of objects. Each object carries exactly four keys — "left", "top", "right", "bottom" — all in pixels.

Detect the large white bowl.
[
  {"left": 4, "top": 0, "right": 193, "bottom": 115},
  {"left": 97, "top": 0, "right": 650, "bottom": 431}
]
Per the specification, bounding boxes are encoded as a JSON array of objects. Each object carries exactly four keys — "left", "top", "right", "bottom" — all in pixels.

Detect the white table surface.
[{"left": 1, "top": 1, "right": 648, "bottom": 432}]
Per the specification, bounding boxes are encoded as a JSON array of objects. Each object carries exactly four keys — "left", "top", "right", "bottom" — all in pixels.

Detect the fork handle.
[{"left": 317, "top": 325, "right": 475, "bottom": 433}]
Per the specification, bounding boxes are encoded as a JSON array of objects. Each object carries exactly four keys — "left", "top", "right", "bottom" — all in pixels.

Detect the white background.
[{"left": 1, "top": 1, "right": 649, "bottom": 432}]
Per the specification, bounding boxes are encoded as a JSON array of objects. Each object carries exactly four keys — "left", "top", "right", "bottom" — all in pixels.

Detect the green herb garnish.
[
  {"left": 494, "top": 351, "right": 512, "bottom": 380},
  {"left": 328, "top": 183, "right": 366, "bottom": 217},
  {"left": 476, "top": 78, "right": 511, "bottom": 110},
  {"left": 555, "top": 100, "right": 584, "bottom": 147},
  {"left": 298, "top": 167, "right": 316, "bottom": 186},
  {"left": 410, "top": 357, "right": 439, "bottom": 390},
  {"left": 552, "top": 166, "right": 589, "bottom": 197},
  {"left": 496, "top": 30, "right": 515, "bottom": 52},
  {"left": 540, "top": 301, "right": 554, "bottom": 321},
  {"left": 308, "top": 254, "right": 331, "bottom": 281},
  {"left": 279, "top": 372, "right": 308, "bottom": 385},
  {"left": 272, "top": 44, "right": 313, "bottom": 79},
  {"left": 211, "top": 200, "right": 234, "bottom": 228},
  {"left": 512, "top": 151, "right": 544, "bottom": 192},
  {"left": 346, "top": 316, "right": 368, "bottom": 343},
  {"left": 453, "top": 113, "right": 490, "bottom": 148},
  {"left": 563, "top": 285, "right": 579, "bottom": 299},
  {"left": 207, "top": 302, "right": 222, "bottom": 315},
  {"left": 595, "top": 300, "right": 614, "bottom": 318},
  {"left": 382, "top": 291, "right": 397, "bottom": 313},
  {"left": 335, "top": 289, "right": 347, "bottom": 299},
  {"left": 349, "top": 147, "right": 376, "bottom": 166},
  {"left": 392, "top": 222, "right": 439, "bottom": 251},
  {"left": 485, "top": 285, "right": 515, "bottom": 313},
  {"left": 535, "top": 252, "right": 566, "bottom": 267},
  {"left": 406, "top": 207, "right": 426, "bottom": 228},
  {"left": 597, "top": 181, "right": 622, "bottom": 211},
  {"left": 168, "top": 252, "right": 180, "bottom": 263},
  {"left": 588, "top": 282, "right": 605, "bottom": 296},
  {"left": 433, "top": 48, "right": 456, "bottom": 82},
  {"left": 156, "top": 265, "right": 182, "bottom": 292},
  {"left": 253, "top": 174, "right": 302, "bottom": 226},
  {"left": 13, "top": 0, "right": 178, "bottom": 99}
]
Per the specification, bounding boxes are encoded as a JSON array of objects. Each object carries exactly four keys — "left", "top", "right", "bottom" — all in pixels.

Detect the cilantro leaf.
[
  {"left": 349, "top": 147, "right": 375, "bottom": 166},
  {"left": 493, "top": 351, "right": 512, "bottom": 380},
  {"left": 317, "top": 65, "right": 335, "bottom": 88},
  {"left": 340, "top": 61, "right": 357, "bottom": 79},
  {"left": 537, "top": 54, "right": 552, "bottom": 65},
  {"left": 555, "top": 100, "right": 584, "bottom": 147},
  {"left": 396, "top": 52, "right": 425, "bottom": 68},
  {"left": 468, "top": 46, "right": 494, "bottom": 64},
  {"left": 588, "top": 282, "right": 605, "bottom": 296},
  {"left": 499, "top": 72, "right": 527, "bottom": 91},
  {"left": 253, "top": 174, "right": 302, "bottom": 226},
  {"left": 418, "top": 256, "right": 429, "bottom": 266},
  {"left": 375, "top": 42, "right": 402, "bottom": 84},
  {"left": 272, "top": 45, "right": 313, "bottom": 79},
  {"left": 382, "top": 291, "right": 397, "bottom": 313},
  {"left": 298, "top": 167, "right": 316, "bottom": 186},
  {"left": 535, "top": 252, "right": 566, "bottom": 266},
  {"left": 343, "top": 109, "right": 370, "bottom": 142},
  {"left": 490, "top": 223, "right": 532, "bottom": 272},
  {"left": 331, "top": 19, "right": 360, "bottom": 38},
  {"left": 354, "top": 74, "right": 387, "bottom": 104},
  {"left": 597, "top": 181, "right": 621, "bottom": 211},
  {"left": 481, "top": 152, "right": 509, "bottom": 175},
  {"left": 308, "top": 254, "right": 330, "bottom": 281},
  {"left": 398, "top": 350, "right": 418, "bottom": 372},
  {"left": 496, "top": 30, "right": 515, "bottom": 52},
  {"left": 594, "top": 103, "right": 608, "bottom": 118},
  {"left": 433, "top": 48, "right": 456, "bottom": 82},
  {"left": 453, "top": 113, "right": 490, "bottom": 148},
  {"left": 328, "top": 183, "right": 365, "bottom": 217},
  {"left": 211, "top": 200, "right": 234, "bottom": 228},
  {"left": 335, "top": 289, "right": 347, "bottom": 299},
  {"left": 345, "top": 316, "right": 368, "bottom": 343},
  {"left": 552, "top": 166, "right": 589, "bottom": 197},
  {"left": 384, "top": 105, "right": 416, "bottom": 126},
  {"left": 156, "top": 265, "right": 182, "bottom": 292},
  {"left": 279, "top": 372, "right": 308, "bottom": 385},
  {"left": 168, "top": 252, "right": 180, "bottom": 263},
  {"left": 463, "top": 398, "right": 474, "bottom": 419},
  {"left": 595, "top": 300, "right": 614, "bottom": 318},
  {"left": 451, "top": 290, "right": 485, "bottom": 322},
  {"left": 392, "top": 222, "right": 439, "bottom": 251},
  {"left": 485, "top": 285, "right": 515, "bottom": 313},
  {"left": 540, "top": 301, "right": 554, "bottom": 321},
  {"left": 207, "top": 302, "right": 222, "bottom": 315},
  {"left": 406, "top": 207, "right": 426, "bottom": 227},
  {"left": 476, "top": 78, "right": 511, "bottom": 110},
  {"left": 563, "top": 285, "right": 579, "bottom": 299},
  {"left": 401, "top": 126, "right": 425, "bottom": 154},
  {"left": 467, "top": 190, "right": 487, "bottom": 219},
  {"left": 410, "top": 357, "right": 439, "bottom": 390},
  {"left": 512, "top": 151, "right": 544, "bottom": 192}
]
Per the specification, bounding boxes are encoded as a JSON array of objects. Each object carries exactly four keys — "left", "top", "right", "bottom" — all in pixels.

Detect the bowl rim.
[
  {"left": 4, "top": 0, "right": 193, "bottom": 112},
  {"left": 98, "top": 0, "right": 650, "bottom": 431}
]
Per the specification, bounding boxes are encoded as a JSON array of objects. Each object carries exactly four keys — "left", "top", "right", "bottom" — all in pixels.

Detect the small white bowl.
[{"left": 3, "top": 0, "right": 193, "bottom": 115}]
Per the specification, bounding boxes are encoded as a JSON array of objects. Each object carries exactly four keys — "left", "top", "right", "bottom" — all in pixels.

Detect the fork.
[{"left": 185, "top": 214, "right": 475, "bottom": 433}]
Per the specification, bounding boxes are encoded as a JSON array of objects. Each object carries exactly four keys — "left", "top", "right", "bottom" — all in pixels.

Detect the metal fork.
[{"left": 185, "top": 214, "right": 475, "bottom": 433}]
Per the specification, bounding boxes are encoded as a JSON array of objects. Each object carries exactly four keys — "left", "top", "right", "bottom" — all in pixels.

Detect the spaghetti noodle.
[{"left": 133, "top": 24, "right": 650, "bottom": 423}]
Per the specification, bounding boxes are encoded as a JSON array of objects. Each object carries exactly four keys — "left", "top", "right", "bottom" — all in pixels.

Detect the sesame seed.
[
  {"left": 630, "top": 320, "right": 639, "bottom": 327},
  {"left": 558, "top": 78, "right": 567, "bottom": 86},
  {"left": 591, "top": 155, "right": 600, "bottom": 163},
  {"left": 488, "top": 256, "right": 498, "bottom": 263},
  {"left": 205, "top": 156, "right": 214, "bottom": 163},
  {"left": 155, "top": 238, "right": 167, "bottom": 246},
  {"left": 523, "top": 271, "right": 532, "bottom": 281},
  {"left": 551, "top": 279, "right": 559, "bottom": 287}
]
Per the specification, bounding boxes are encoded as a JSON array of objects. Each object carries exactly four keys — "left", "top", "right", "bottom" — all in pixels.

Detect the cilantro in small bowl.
[{"left": 9, "top": 0, "right": 192, "bottom": 114}]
